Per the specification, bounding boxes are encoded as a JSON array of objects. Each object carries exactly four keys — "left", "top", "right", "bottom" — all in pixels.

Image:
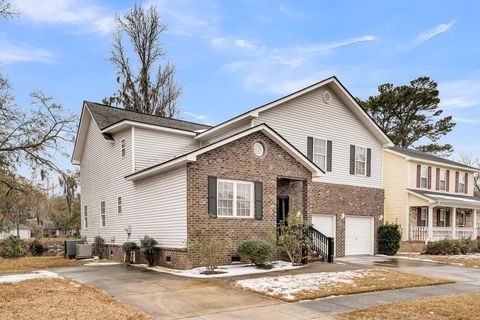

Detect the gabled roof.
[
  {"left": 387, "top": 146, "right": 478, "bottom": 171},
  {"left": 86, "top": 101, "right": 211, "bottom": 133},
  {"left": 126, "top": 123, "right": 324, "bottom": 181},
  {"left": 194, "top": 76, "right": 393, "bottom": 146},
  {"left": 408, "top": 189, "right": 480, "bottom": 208}
]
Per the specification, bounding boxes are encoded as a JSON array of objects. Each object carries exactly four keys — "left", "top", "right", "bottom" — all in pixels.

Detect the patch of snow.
[
  {"left": 84, "top": 262, "right": 121, "bottom": 266},
  {"left": 132, "top": 260, "right": 304, "bottom": 278},
  {"left": 0, "top": 271, "right": 62, "bottom": 283},
  {"left": 234, "top": 269, "right": 385, "bottom": 301},
  {"left": 445, "top": 254, "right": 480, "bottom": 260}
]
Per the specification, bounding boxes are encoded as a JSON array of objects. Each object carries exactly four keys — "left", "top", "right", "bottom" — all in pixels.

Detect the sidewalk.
[{"left": 182, "top": 282, "right": 480, "bottom": 320}]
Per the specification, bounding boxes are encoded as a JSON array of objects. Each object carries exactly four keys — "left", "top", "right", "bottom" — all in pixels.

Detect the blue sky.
[{"left": 2, "top": 0, "right": 480, "bottom": 171}]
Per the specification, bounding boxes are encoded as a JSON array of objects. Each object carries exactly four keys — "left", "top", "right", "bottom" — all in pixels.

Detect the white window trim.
[
  {"left": 312, "top": 137, "right": 327, "bottom": 172},
  {"left": 217, "top": 179, "right": 254, "bottom": 219},
  {"left": 458, "top": 173, "right": 465, "bottom": 193},
  {"left": 121, "top": 138, "right": 126, "bottom": 158},
  {"left": 456, "top": 210, "right": 466, "bottom": 227},
  {"left": 354, "top": 145, "right": 367, "bottom": 176},
  {"left": 83, "top": 205, "right": 88, "bottom": 229},
  {"left": 420, "top": 207, "right": 428, "bottom": 226},
  {"left": 100, "top": 201, "right": 106, "bottom": 228},
  {"left": 420, "top": 165, "right": 429, "bottom": 189},
  {"left": 117, "top": 197, "right": 122, "bottom": 215},
  {"left": 439, "top": 208, "right": 446, "bottom": 227},
  {"left": 439, "top": 169, "right": 447, "bottom": 191}
]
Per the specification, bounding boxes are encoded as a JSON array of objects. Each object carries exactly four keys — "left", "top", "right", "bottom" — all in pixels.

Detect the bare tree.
[
  {"left": 459, "top": 152, "right": 480, "bottom": 196},
  {"left": 103, "top": 3, "right": 182, "bottom": 117},
  {"left": 58, "top": 170, "right": 79, "bottom": 219},
  {"left": 0, "top": 0, "right": 17, "bottom": 18}
]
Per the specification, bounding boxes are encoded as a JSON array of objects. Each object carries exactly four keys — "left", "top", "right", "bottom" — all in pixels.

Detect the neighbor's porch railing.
[
  {"left": 410, "top": 226, "right": 477, "bottom": 241},
  {"left": 410, "top": 226, "right": 428, "bottom": 241}
]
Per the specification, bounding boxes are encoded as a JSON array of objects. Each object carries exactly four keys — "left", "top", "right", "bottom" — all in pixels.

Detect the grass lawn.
[
  {"left": 339, "top": 291, "right": 480, "bottom": 320},
  {"left": 0, "top": 278, "right": 151, "bottom": 320},
  {"left": 235, "top": 269, "right": 453, "bottom": 302},
  {"left": 398, "top": 254, "right": 480, "bottom": 268},
  {"left": 0, "top": 256, "right": 88, "bottom": 274}
]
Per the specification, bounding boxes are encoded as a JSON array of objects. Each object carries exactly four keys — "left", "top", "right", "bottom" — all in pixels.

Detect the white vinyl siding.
[
  {"left": 217, "top": 179, "right": 254, "bottom": 218},
  {"left": 254, "top": 88, "right": 383, "bottom": 188},
  {"left": 80, "top": 115, "right": 188, "bottom": 247},
  {"left": 313, "top": 138, "right": 327, "bottom": 171}
]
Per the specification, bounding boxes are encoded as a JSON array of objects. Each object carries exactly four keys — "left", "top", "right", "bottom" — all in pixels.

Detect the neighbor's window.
[
  {"left": 83, "top": 205, "right": 88, "bottom": 229},
  {"left": 457, "top": 210, "right": 466, "bottom": 227},
  {"left": 420, "top": 207, "right": 428, "bottom": 226},
  {"left": 439, "top": 209, "right": 446, "bottom": 227},
  {"left": 217, "top": 179, "right": 254, "bottom": 218},
  {"left": 355, "top": 146, "right": 366, "bottom": 176},
  {"left": 420, "top": 166, "right": 429, "bottom": 189},
  {"left": 312, "top": 138, "right": 327, "bottom": 171},
  {"left": 459, "top": 173, "right": 465, "bottom": 193},
  {"left": 100, "top": 201, "right": 106, "bottom": 227},
  {"left": 117, "top": 197, "right": 122, "bottom": 214},
  {"left": 439, "top": 169, "right": 447, "bottom": 191},
  {"left": 121, "top": 139, "right": 126, "bottom": 158}
]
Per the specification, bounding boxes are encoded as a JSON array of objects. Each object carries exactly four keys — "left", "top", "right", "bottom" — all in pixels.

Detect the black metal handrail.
[{"left": 306, "top": 226, "right": 334, "bottom": 263}]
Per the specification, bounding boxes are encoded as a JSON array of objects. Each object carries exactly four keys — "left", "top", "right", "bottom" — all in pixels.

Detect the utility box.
[
  {"left": 76, "top": 244, "right": 93, "bottom": 259},
  {"left": 64, "top": 239, "right": 86, "bottom": 259}
]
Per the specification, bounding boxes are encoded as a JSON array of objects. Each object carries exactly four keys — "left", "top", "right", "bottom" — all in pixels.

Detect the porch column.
[
  {"left": 452, "top": 207, "right": 457, "bottom": 239},
  {"left": 473, "top": 209, "right": 478, "bottom": 240},
  {"left": 428, "top": 206, "right": 434, "bottom": 240}
]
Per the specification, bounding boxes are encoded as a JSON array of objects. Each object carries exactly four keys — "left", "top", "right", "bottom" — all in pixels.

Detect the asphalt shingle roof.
[
  {"left": 388, "top": 146, "right": 478, "bottom": 170},
  {"left": 86, "top": 101, "right": 211, "bottom": 133}
]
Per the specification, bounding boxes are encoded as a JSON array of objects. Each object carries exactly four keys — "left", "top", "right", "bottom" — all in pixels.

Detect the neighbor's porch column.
[
  {"left": 428, "top": 206, "right": 434, "bottom": 240},
  {"left": 473, "top": 209, "right": 478, "bottom": 240},
  {"left": 452, "top": 207, "right": 457, "bottom": 239}
]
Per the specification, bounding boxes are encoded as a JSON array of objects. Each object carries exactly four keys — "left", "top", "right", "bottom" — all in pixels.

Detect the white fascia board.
[
  {"left": 71, "top": 103, "right": 93, "bottom": 165},
  {"left": 102, "top": 120, "right": 197, "bottom": 137}
]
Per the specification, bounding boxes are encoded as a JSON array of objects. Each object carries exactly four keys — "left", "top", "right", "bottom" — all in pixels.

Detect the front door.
[{"left": 277, "top": 196, "right": 289, "bottom": 226}]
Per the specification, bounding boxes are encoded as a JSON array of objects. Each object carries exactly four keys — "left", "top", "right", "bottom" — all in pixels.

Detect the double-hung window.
[
  {"left": 100, "top": 201, "right": 106, "bottom": 227},
  {"left": 420, "top": 166, "right": 428, "bottom": 189},
  {"left": 83, "top": 205, "right": 88, "bottom": 229},
  {"left": 217, "top": 179, "right": 254, "bottom": 218},
  {"left": 420, "top": 207, "right": 428, "bottom": 226},
  {"left": 439, "top": 209, "right": 446, "bottom": 227},
  {"left": 117, "top": 197, "right": 122, "bottom": 214},
  {"left": 439, "top": 169, "right": 447, "bottom": 191},
  {"left": 355, "top": 146, "right": 366, "bottom": 176},
  {"left": 458, "top": 173, "right": 465, "bottom": 193},
  {"left": 312, "top": 138, "right": 327, "bottom": 171},
  {"left": 457, "top": 210, "right": 466, "bottom": 227},
  {"left": 121, "top": 139, "right": 126, "bottom": 158}
]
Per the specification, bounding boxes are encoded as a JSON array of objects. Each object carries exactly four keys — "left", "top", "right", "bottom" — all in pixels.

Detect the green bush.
[
  {"left": 29, "top": 239, "right": 45, "bottom": 256},
  {"left": 424, "top": 239, "right": 479, "bottom": 255},
  {"left": 237, "top": 239, "right": 273, "bottom": 267},
  {"left": 122, "top": 241, "right": 139, "bottom": 264},
  {"left": 140, "top": 236, "right": 158, "bottom": 266},
  {"left": 93, "top": 236, "right": 106, "bottom": 259},
  {"left": 3, "top": 236, "right": 26, "bottom": 258},
  {"left": 378, "top": 223, "right": 402, "bottom": 255}
]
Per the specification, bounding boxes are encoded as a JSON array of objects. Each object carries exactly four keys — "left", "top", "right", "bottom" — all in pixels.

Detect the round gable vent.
[
  {"left": 323, "top": 91, "right": 332, "bottom": 103},
  {"left": 253, "top": 142, "right": 265, "bottom": 157}
]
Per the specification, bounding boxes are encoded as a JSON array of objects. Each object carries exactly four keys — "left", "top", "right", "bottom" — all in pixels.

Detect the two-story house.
[
  {"left": 384, "top": 147, "right": 480, "bottom": 243},
  {"left": 72, "top": 76, "right": 393, "bottom": 269}
]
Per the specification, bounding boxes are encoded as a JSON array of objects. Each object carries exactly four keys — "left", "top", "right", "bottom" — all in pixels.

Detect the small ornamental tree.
[
  {"left": 277, "top": 212, "right": 312, "bottom": 265},
  {"left": 378, "top": 223, "right": 402, "bottom": 255},
  {"left": 93, "top": 236, "right": 106, "bottom": 259},
  {"left": 140, "top": 235, "right": 158, "bottom": 266},
  {"left": 122, "top": 241, "right": 139, "bottom": 264}
]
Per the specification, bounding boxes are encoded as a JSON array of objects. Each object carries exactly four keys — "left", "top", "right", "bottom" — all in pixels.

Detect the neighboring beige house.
[
  {"left": 384, "top": 146, "right": 480, "bottom": 242},
  {"left": 0, "top": 224, "right": 31, "bottom": 240}
]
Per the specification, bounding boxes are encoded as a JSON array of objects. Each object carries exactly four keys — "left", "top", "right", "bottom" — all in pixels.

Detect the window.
[
  {"left": 459, "top": 173, "right": 465, "bottom": 193},
  {"left": 420, "top": 166, "right": 429, "bottom": 189},
  {"left": 121, "top": 139, "right": 126, "bottom": 158},
  {"left": 312, "top": 138, "right": 327, "bottom": 171},
  {"left": 217, "top": 179, "right": 254, "bottom": 218},
  {"left": 355, "top": 146, "right": 366, "bottom": 176},
  {"left": 420, "top": 207, "right": 428, "bottom": 226},
  {"left": 457, "top": 210, "right": 466, "bottom": 227},
  {"left": 83, "top": 205, "right": 88, "bottom": 229},
  {"left": 439, "top": 209, "right": 446, "bottom": 227},
  {"left": 117, "top": 197, "right": 122, "bottom": 214},
  {"left": 100, "top": 201, "right": 106, "bottom": 227},
  {"left": 439, "top": 169, "right": 447, "bottom": 191}
]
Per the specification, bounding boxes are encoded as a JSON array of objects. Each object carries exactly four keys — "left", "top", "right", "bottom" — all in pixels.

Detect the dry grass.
[
  {"left": 0, "top": 256, "right": 88, "bottom": 274},
  {"left": 339, "top": 291, "right": 480, "bottom": 320},
  {"left": 0, "top": 278, "right": 152, "bottom": 320},
  {"left": 398, "top": 254, "right": 480, "bottom": 268},
  {"left": 240, "top": 270, "right": 452, "bottom": 302}
]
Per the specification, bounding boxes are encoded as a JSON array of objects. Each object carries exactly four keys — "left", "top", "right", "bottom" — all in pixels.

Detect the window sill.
[{"left": 217, "top": 216, "right": 255, "bottom": 219}]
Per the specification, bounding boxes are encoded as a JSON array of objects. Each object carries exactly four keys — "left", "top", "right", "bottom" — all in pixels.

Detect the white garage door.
[
  {"left": 345, "top": 216, "right": 373, "bottom": 255},
  {"left": 312, "top": 214, "right": 335, "bottom": 238}
]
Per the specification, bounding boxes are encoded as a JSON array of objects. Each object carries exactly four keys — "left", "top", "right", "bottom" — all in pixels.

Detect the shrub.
[
  {"left": 93, "top": 236, "right": 106, "bottom": 259},
  {"left": 277, "top": 212, "right": 312, "bottom": 265},
  {"left": 459, "top": 239, "right": 479, "bottom": 254},
  {"left": 29, "top": 239, "right": 45, "bottom": 256},
  {"left": 122, "top": 241, "right": 139, "bottom": 264},
  {"left": 188, "top": 213, "right": 232, "bottom": 273},
  {"left": 378, "top": 223, "right": 402, "bottom": 255},
  {"left": 425, "top": 239, "right": 468, "bottom": 255},
  {"left": 3, "top": 236, "right": 26, "bottom": 258},
  {"left": 237, "top": 239, "right": 273, "bottom": 267},
  {"left": 140, "top": 236, "right": 158, "bottom": 266}
]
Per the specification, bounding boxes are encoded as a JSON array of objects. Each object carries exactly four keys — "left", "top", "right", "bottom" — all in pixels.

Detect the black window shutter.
[
  {"left": 326, "top": 140, "right": 332, "bottom": 172},
  {"left": 349, "top": 145, "right": 355, "bottom": 175},
  {"left": 366, "top": 148, "right": 372, "bottom": 177},
  {"left": 207, "top": 176, "right": 217, "bottom": 218},
  {"left": 307, "top": 137, "right": 313, "bottom": 161},
  {"left": 254, "top": 181, "right": 263, "bottom": 220},
  {"left": 417, "top": 207, "right": 421, "bottom": 226},
  {"left": 436, "top": 209, "right": 441, "bottom": 227}
]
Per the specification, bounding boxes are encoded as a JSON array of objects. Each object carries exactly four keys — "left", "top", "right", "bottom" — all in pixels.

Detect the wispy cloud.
[
  {"left": 12, "top": 0, "right": 115, "bottom": 34},
  {"left": 400, "top": 21, "right": 455, "bottom": 50},
  {"left": 234, "top": 39, "right": 255, "bottom": 49},
  {"left": 454, "top": 117, "right": 480, "bottom": 124},
  {"left": 184, "top": 111, "right": 209, "bottom": 120},
  {"left": 297, "top": 36, "right": 377, "bottom": 54},
  {"left": 0, "top": 34, "right": 54, "bottom": 64},
  {"left": 278, "top": 5, "right": 303, "bottom": 19},
  {"left": 440, "top": 79, "right": 480, "bottom": 109}
]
